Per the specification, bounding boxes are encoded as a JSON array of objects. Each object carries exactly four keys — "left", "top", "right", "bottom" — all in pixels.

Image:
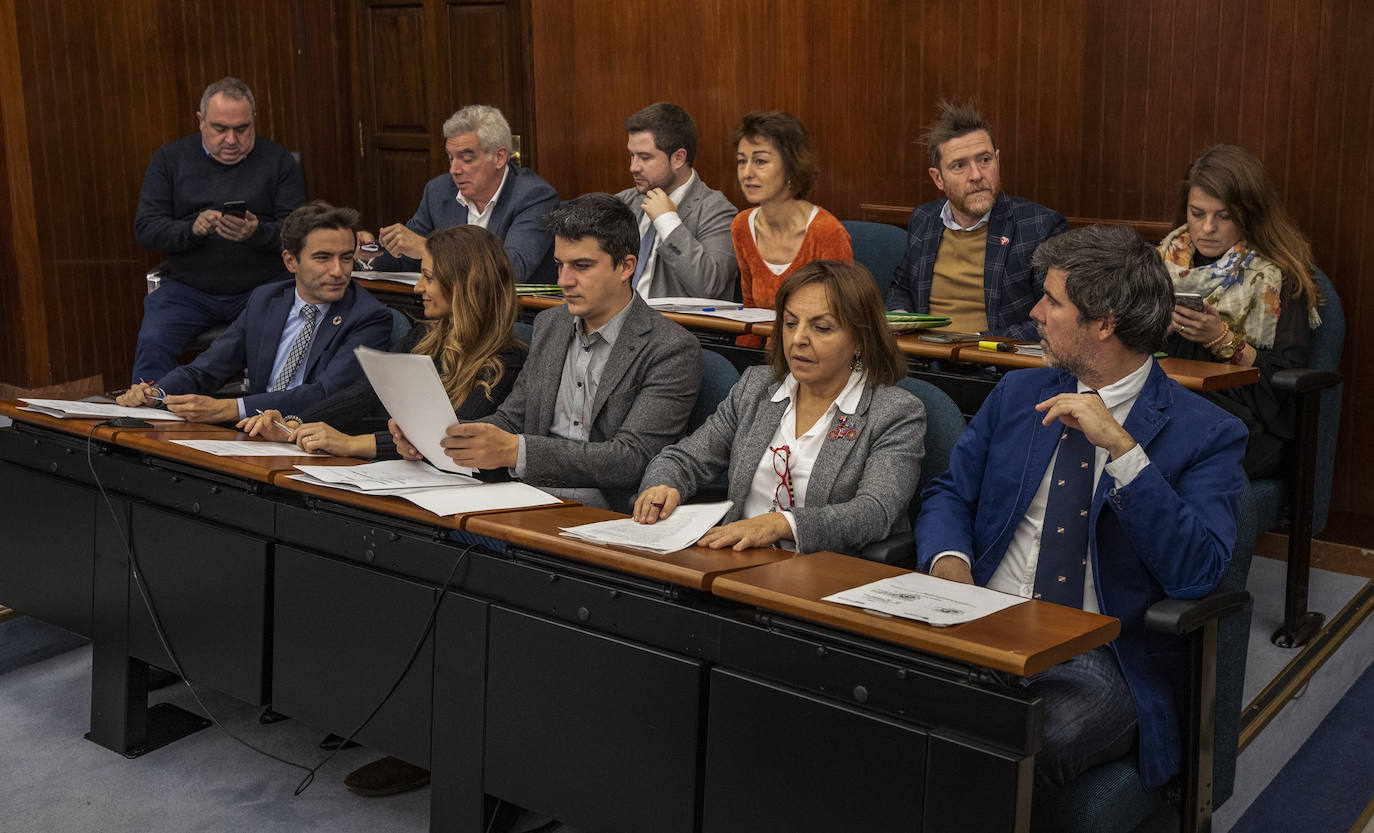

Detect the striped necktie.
[{"left": 269, "top": 304, "right": 320, "bottom": 392}]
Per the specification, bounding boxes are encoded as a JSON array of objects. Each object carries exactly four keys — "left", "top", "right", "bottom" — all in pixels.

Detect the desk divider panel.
[
  {"left": 0, "top": 461, "right": 96, "bottom": 637},
  {"left": 703, "top": 667, "right": 928, "bottom": 833},
  {"left": 126, "top": 502, "right": 272, "bottom": 706},
  {"left": 272, "top": 545, "right": 439, "bottom": 768},
  {"left": 484, "top": 606, "right": 704, "bottom": 833}
]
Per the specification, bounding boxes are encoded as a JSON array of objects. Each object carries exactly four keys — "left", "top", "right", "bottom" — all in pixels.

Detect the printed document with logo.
[{"left": 823, "top": 571, "right": 1025, "bottom": 627}]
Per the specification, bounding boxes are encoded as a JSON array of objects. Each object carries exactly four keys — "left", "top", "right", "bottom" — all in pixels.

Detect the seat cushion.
[{"left": 1032, "top": 757, "right": 1165, "bottom": 833}]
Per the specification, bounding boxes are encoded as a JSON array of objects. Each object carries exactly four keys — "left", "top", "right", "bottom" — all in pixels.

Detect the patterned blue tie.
[
  {"left": 269, "top": 304, "right": 320, "bottom": 392},
  {"left": 1034, "top": 422, "right": 1096, "bottom": 607},
  {"left": 630, "top": 221, "right": 656, "bottom": 290}
]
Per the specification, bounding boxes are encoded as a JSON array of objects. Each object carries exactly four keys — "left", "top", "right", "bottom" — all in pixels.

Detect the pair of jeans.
[{"left": 132, "top": 281, "right": 252, "bottom": 383}]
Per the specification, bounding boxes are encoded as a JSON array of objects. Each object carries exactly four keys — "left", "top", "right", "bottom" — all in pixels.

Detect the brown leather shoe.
[{"left": 343, "top": 755, "right": 430, "bottom": 796}]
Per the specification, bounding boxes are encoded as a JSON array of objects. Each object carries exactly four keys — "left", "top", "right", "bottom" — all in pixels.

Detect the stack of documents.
[
  {"left": 1012, "top": 343, "right": 1044, "bottom": 357},
  {"left": 19, "top": 398, "right": 184, "bottom": 421},
  {"left": 823, "top": 572, "right": 1025, "bottom": 627},
  {"left": 288, "top": 459, "right": 559, "bottom": 517},
  {"left": 559, "top": 501, "right": 733, "bottom": 554}
]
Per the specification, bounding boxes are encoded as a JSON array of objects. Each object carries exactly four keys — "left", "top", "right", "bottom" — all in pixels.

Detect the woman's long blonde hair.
[
  {"left": 1178, "top": 144, "right": 1321, "bottom": 308},
  {"left": 412, "top": 225, "right": 521, "bottom": 406}
]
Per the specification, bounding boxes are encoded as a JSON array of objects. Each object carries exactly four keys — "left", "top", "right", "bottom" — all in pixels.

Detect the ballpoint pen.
[{"left": 255, "top": 409, "right": 294, "bottom": 434}]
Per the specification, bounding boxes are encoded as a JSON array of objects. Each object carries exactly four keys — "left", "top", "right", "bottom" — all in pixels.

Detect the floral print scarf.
[{"left": 1157, "top": 225, "right": 1318, "bottom": 349}]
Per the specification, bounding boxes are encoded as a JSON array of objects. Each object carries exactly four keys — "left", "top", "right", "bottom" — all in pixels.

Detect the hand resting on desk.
[
  {"left": 237, "top": 409, "right": 294, "bottom": 442},
  {"left": 164, "top": 394, "right": 238, "bottom": 424},
  {"left": 635, "top": 484, "right": 793, "bottom": 551},
  {"left": 116, "top": 383, "right": 157, "bottom": 408}
]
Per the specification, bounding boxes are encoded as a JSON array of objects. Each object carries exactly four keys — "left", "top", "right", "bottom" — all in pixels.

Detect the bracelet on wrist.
[{"left": 1202, "top": 325, "right": 1231, "bottom": 350}]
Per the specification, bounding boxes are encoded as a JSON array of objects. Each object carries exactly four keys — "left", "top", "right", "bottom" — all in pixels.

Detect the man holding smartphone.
[{"left": 132, "top": 76, "right": 306, "bottom": 383}]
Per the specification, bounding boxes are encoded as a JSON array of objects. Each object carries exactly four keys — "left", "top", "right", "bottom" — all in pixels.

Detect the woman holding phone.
[
  {"left": 1158, "top": 144, "right": 1322, "bottom": 477},
  {"left": 238, "top": 224, "right": 526, "bottom": 458}
]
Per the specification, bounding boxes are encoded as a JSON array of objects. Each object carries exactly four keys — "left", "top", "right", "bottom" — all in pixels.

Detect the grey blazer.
[
  {"left": 616, "top": 175, "right": 740, "bottom": 300},
  {"left": 639, "top": 365, "right": 926, "bottom": 555},
  {"left": 482, "top": 294, "right": 703, "bottom": 512}
]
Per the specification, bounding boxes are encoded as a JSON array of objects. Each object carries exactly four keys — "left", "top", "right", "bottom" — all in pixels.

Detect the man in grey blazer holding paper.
[
  {"left": 616, "top": 102, "right": 740, "bottom": 301},
  {"left": 403, "top": 193, "right": 703, "bottom": 512}
]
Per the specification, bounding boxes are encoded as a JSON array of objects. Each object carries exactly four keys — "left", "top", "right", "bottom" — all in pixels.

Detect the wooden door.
[{"left": 352, "top": 0, "right": 534, "bottom": 230}]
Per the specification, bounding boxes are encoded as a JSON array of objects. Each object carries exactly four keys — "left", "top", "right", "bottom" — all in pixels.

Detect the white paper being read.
[
  {"left": 559, "top": 501, "right": 733, "bottom": 554},
  {"left": 354, "top": 346, "right": 474, "bottom": 475}
]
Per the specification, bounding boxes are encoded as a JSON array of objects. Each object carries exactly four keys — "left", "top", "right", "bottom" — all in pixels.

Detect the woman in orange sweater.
[{"left": 732, "top": 111, "right": 852, "bottom": 314}]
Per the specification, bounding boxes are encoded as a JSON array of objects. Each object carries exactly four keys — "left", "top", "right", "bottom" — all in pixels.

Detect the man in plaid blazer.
[{"left": 886, "top": 102, "right": 1066, "bottom": 340}]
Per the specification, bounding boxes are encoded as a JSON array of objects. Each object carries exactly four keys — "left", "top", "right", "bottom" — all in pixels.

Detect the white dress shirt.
[
  {"left": 634, "top": 170, "right": 697, "bottom": 299},
  {"left": 935, "top": 357, "right": 1155, "bottom": 612},
  {"left": 741, "top": 370, "right": 867, "bottom": 551},
  {"left": 456, "top": 166, "right": 511, "bottom": 229}
]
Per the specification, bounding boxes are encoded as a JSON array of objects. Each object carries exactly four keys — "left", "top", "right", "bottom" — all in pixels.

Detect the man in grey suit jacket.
[
  {"left": 615, "top": 102, "right": 739, "bottom": 301},
  {"left": 356, "top": 104, "right": 558, "bottom": 282},
  {"left": 429, "top": 193, "right": 703, "bottom": 512}
]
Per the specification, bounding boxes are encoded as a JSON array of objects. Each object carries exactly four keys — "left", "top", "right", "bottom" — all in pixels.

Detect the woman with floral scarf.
[{"left": 1158, "top": 144, "right": 1322, "bottom": 478}]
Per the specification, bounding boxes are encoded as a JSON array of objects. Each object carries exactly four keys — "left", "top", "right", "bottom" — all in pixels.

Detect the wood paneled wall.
[
  {"left": 527, "top": 0, "right": 1374, "bottom": 517},
  {"left": 0, "top": 0, "right": 357, "bottom": 392}
]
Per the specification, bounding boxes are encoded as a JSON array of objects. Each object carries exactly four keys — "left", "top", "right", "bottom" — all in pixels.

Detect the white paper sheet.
[
  {"left": 171, "top": 440, "right": 326, "bottom": 457},
  {"left": 822, "top": 572, "right": 1026, "bottom": 627},
  {"left": 559, "top": 501, "right": 733, "bottom": 554},
  {"left": 18, "top": 398, "right": 185, "bottom": 421},
  {"left": 285, "top": 473, "right": 559, "bottom": 516},
  {"left": 353, "top": 270, "right": 421, "bottom": 286},
  {"left": 694, "top": 307, "right": 777, "bottom": 323},
  {"left": 294, "top": 459, "right": 478, "bottom": 491},
  {"left": 353, "top": 346, "right": 474, "bottom": 475}
]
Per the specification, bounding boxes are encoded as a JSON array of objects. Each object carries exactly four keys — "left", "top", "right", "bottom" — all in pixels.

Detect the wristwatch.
[{"left": 1212, "top": 330, "right": 1246, "bottom": 360}]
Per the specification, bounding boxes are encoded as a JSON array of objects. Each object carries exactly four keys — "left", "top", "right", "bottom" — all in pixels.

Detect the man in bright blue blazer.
[
  {"left": 886, "top": 101, "right": 1066, "bottom": 339},
  {"left": 356, "top": 104, "right": 558, "bottom": 283},
  {"left": 118, "top": 201, "right": 393, "bottom": 423},
  {"left": 915, "top": 225, "right": 1247, "bottom": 797}
]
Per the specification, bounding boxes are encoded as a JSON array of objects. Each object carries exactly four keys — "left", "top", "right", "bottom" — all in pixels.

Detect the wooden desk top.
[
  {"left": 0, "top": 400, "right": 230, "bottom": 443},
  {"left": 712, "top": 551, "right": 1119, "bottom": 676},
  {"left": 519, "top": 296, "right": 754, "bottom": 335},
  {"left": 113, "top": 425, "right": 364, "bottom": 484},
  {"left": 945, "top": 345, "right": 1260, "bottom": 391},
  {"left": 465, "top": 505, "right": 796, "bottom": 590},
  {"left": 355, "top": 276, "right": 416, "bottom": 296}
]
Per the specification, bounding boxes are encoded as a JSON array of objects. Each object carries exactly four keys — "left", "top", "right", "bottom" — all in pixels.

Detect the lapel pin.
[
  {"left": 332, "top": 315, "right": 342, "bottom": 326},
  {"left": 999, "top": 235, "right": 1010, "bottom": 246}
]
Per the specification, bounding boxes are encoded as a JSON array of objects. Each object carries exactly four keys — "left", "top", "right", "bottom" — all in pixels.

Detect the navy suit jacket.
[
  {"left": 370, "top": 163, "right": 559, "bottom": 282},
  {"left": 157, "top": 279, "right": 394, "bottom": 418},
  {"left": 914, "top": 361, "right": 1247, "bottom": 789},
  {"left": 886, "top": 191, "right": 1066, "bottom": 339}
]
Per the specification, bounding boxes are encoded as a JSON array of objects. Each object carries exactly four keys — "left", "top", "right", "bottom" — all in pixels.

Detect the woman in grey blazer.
[{"left": 634, "top": 260, "right": 925, "bottom": 555}]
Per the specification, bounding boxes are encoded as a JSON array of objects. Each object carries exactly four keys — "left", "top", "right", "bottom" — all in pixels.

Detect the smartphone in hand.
[
  {"left": 221, "top": 200, "right": 247, "bottom": 219},
  {"left": 1175, "top": 292, "right": 1206, "bottom": 311}
]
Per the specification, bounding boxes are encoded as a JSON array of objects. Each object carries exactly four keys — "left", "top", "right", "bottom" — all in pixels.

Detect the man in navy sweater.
[{"left": 132, "top": 76, "right": 306, "bottom": 383}]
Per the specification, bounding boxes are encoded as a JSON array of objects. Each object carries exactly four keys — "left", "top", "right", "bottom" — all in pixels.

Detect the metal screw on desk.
[
  {"left": 577, "top": 607, "right": 590, "bottom": 622},
  {"left": 853, "top": 685, "right": 869, "bottom": 703}
]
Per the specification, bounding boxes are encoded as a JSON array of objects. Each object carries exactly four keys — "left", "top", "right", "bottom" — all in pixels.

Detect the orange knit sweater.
[{"left": 732, "top": 206, "right": 853, "bottom": 309}]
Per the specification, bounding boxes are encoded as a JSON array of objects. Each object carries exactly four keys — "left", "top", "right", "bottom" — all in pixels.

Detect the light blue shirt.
[
  {"left": 235, "top": 290, "right": 329, "bottom": 419},
  {"left": 938, "top": 199, "right": 992, "bottom": 232}
]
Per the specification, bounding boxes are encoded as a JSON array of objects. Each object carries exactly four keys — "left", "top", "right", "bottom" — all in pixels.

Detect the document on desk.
[
  {"left": 559, "top": 501, "right": 733, "bottom": 554},
  {"left": 823, "top": 572, "right": 1026, "bottom": 627},
  {"left": 352, "top": 270, "right": 421, "bottom": 286},
  {"left": 294, "top": 459, "right": 479, "bottom": 491},
  {"left": 354, "top": 346, "right": 475, "bottom": 475},
  {"left": 285, "top": 472, "right": 559, "bottom": 516},
  {"left": 645, "top": 297, "right": 776, "bottom": 323},
  {"left": 18, "top": 398, "right": 185, "bottom": 421},
  {"left": 171, "top": 440, "right": 326, "bottom": 457}
]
